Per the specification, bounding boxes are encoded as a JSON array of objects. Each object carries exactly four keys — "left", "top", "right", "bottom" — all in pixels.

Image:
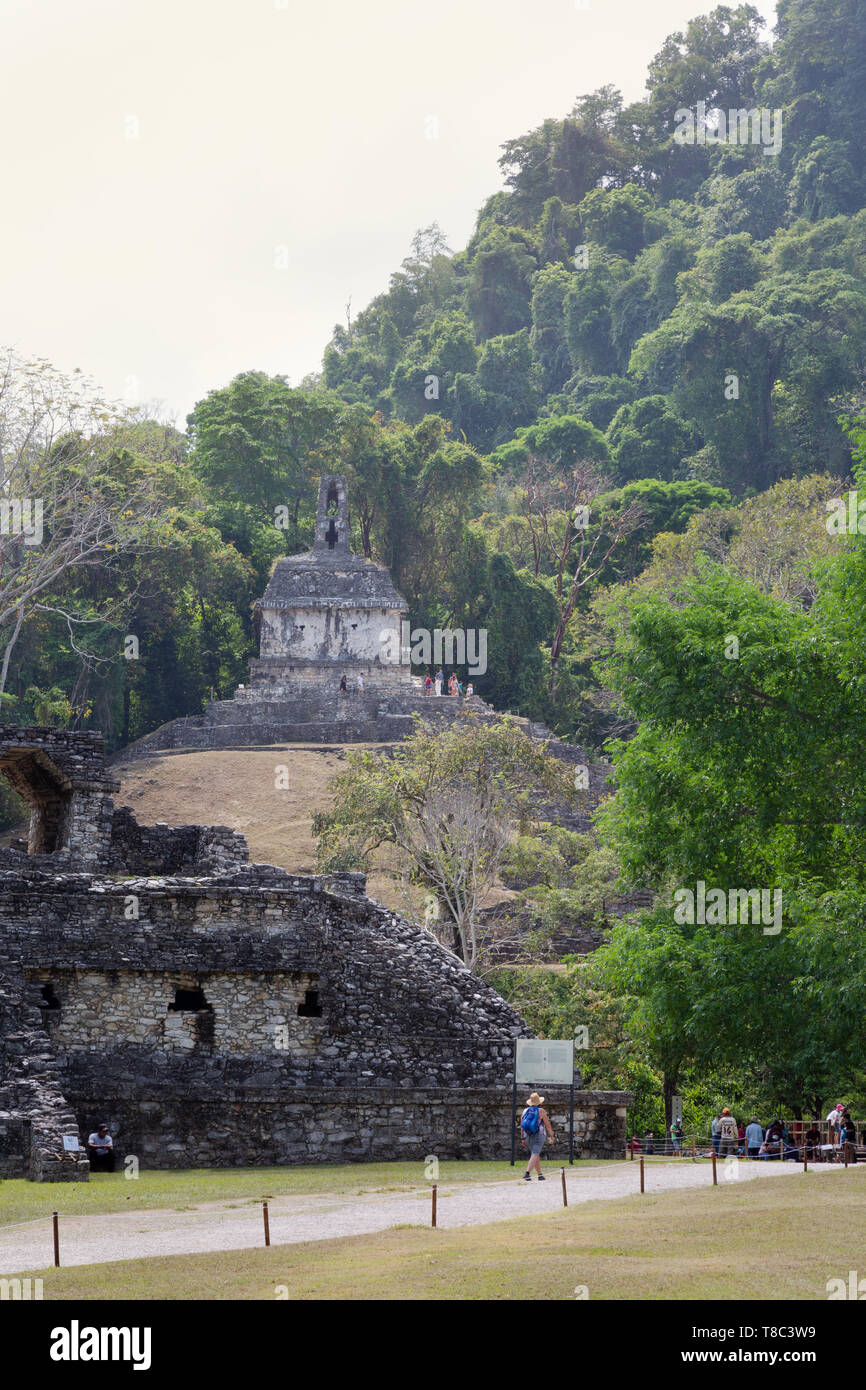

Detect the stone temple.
[
  {"left": 253, "top": 474, "right": 413, "bottom": 698},
  {"left": 0, "top": 727, "right": 630, "bottom": 1180},
  {"left": 126, "top": 474, "right": 499, "bottom": 755}
]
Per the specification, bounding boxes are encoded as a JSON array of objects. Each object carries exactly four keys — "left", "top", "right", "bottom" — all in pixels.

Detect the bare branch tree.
[
  {"left": 522, "top": 458, "right": 645, "bottom": 697},
  {"left": 0, "top": 351, "right": 173, "bottom": 694}
]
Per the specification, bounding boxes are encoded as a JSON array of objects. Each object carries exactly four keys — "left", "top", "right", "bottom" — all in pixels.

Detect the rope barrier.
[{"left": 0, "top": 1215, "right": 57, "bottom": 1231}]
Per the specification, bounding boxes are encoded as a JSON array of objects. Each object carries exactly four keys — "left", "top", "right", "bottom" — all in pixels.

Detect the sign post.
[
  {"left": 512, "top": 1039, "right": 576, "bottom": 1165},
  {"left": 510, "top": 1055, "right": 517, "bottom": 1167}
]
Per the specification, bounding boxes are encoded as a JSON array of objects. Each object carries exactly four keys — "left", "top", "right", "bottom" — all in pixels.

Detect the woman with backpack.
[{"left": 520, "top": 1091, "right": 554, "bottom": 1181}]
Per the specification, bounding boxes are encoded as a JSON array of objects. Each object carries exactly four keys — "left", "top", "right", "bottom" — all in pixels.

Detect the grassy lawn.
[
  {"left": 0, "top": 1159, "right": 608, "bottom": 1225},
  {"left": 8, "top": 1166, "right": 866, "bottom": 1300}
]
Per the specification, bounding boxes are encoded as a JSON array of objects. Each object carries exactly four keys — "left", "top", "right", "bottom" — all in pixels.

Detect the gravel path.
[{"left": 0, "top": 1158, "right": 845, "bottom": 1274}]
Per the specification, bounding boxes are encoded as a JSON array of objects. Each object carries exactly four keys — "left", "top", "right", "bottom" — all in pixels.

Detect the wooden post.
[
  {"left": 561, "top": 1167, "right": 568, "bottom": 1208},
  {"left": 432, "top": 1185, "right": 437, "bottom": 1228},
  {"left": 52, "top": 1211, "right": 60, "bottom": 1268},
  {"left": 712, "top": 1151, "right": 717, "bottom": 1186},
  {"left": 804, "top": 1144, "right": 808, "bottom": 1172},
  {"left": 640, "top": 1155, "right": 645, "bottom": 1193},
  {"left": 262, "top": 1200, "right": 270, "bottom": 1247},
  {"left": 629, "top": 1142, "right": 634, "bottom": 1160}
]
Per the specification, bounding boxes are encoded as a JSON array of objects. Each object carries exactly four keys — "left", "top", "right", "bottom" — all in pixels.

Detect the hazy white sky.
[{"left": 1, "top": 0, "right": 777, "bottom": 423}]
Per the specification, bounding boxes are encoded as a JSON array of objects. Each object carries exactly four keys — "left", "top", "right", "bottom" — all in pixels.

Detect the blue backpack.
[{"left": 523, "top": 1106, "right": 540, "bottom": 1135}]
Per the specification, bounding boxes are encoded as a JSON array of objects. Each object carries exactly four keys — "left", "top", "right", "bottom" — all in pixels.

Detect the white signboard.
[
  {"left": 671, "top": 1095, "right": 683, "bottom": 1124},
  {"left": 515, "top": 1038, "right": 574, "bottom": 1085},
  {"left": 61, "top": 1135, "right": 80, "bottom": 1152}
]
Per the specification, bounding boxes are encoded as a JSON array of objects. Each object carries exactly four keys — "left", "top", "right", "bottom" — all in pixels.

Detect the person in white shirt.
[
  {"left": 87, "top": 1123, "right": 115, "bottom": 1172},
  {"left": 826, "top": 1104, "right": 843, "bottom": 1148},
  {"left": 356, "top": 674, "right": 364, "bottom": 695}
]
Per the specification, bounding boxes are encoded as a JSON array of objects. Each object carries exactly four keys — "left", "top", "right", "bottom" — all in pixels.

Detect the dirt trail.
[{"left": 0, "top": 1158, "right": 839, "bottom": 1275}]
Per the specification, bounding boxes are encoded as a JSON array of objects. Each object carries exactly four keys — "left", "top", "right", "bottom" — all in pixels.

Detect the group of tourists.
[
  {"left": 423, "top": 670, "right": 473, "bottom": 698},
  {"left": 626, "top": 1103, "right": 861, "bottom": 1162},
  {"left": 336, "top": 668, "right": 475, "bottom": 698},
  {"left": 714, "top": 1105, "right": 860, "bottom": 1162}
]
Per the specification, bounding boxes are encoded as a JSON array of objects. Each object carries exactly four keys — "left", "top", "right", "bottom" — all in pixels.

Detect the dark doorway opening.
[
  {"left": 0, "top": 749, "right": 73, "bottom": 854},
  {"left": 40, "top": 981, "right": 61, "bottom": 1010},
  {"left": 325, "top": 518, "right": 338, "bottom": 549},
  {"left": 298, "top": 989, "right": 322, "bottom": 1017},
  {"left": 168, "top": 987, "right": 212, "bottom": 1012}
]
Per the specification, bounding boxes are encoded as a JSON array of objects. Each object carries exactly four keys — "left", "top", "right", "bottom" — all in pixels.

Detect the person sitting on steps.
[{"left": 87, "top": 1123, "right": 115, "bottom": 1172}]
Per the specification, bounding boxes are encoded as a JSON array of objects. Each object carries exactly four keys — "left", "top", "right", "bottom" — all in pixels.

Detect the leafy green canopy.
[{"left": 586, "top": 419, "right": 866, "bottom": 1115}]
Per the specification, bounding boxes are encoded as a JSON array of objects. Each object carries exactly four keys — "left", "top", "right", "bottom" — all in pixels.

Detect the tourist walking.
[
  {"left": 339, "top": 674, "right": 347, "bottom": 696},
  {"left": 434, "top": 669, "right": 443, "bottom": 696},
  {"left": 520, "top": 1091, "right": 554, "bottom": 1181},
  {"left": 670, "top": 1119, "right": 683, "bottom": 1153},
  {"left": 711, "top": 1113, "right": 721, "bottom": 1155},
  {"left": 424, "top": 673, "right": 432, "bottom": 696},
  {"left": 356, "top": 673, "right": 364, "bottom": 695}
]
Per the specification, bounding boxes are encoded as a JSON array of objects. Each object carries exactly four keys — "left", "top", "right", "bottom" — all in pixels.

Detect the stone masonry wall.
[
  {"left": 34, "top": 967, "right": 324, "bottom": 1056},
  {"left": 67, "top": 1088, "right": 630, "bottom": 1168},
  {"left": 1, "top": 865, "right": 631, "bottom": 1169},
  {"left": 107, "top": 806, "right": 249, "bottom": 876}
]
